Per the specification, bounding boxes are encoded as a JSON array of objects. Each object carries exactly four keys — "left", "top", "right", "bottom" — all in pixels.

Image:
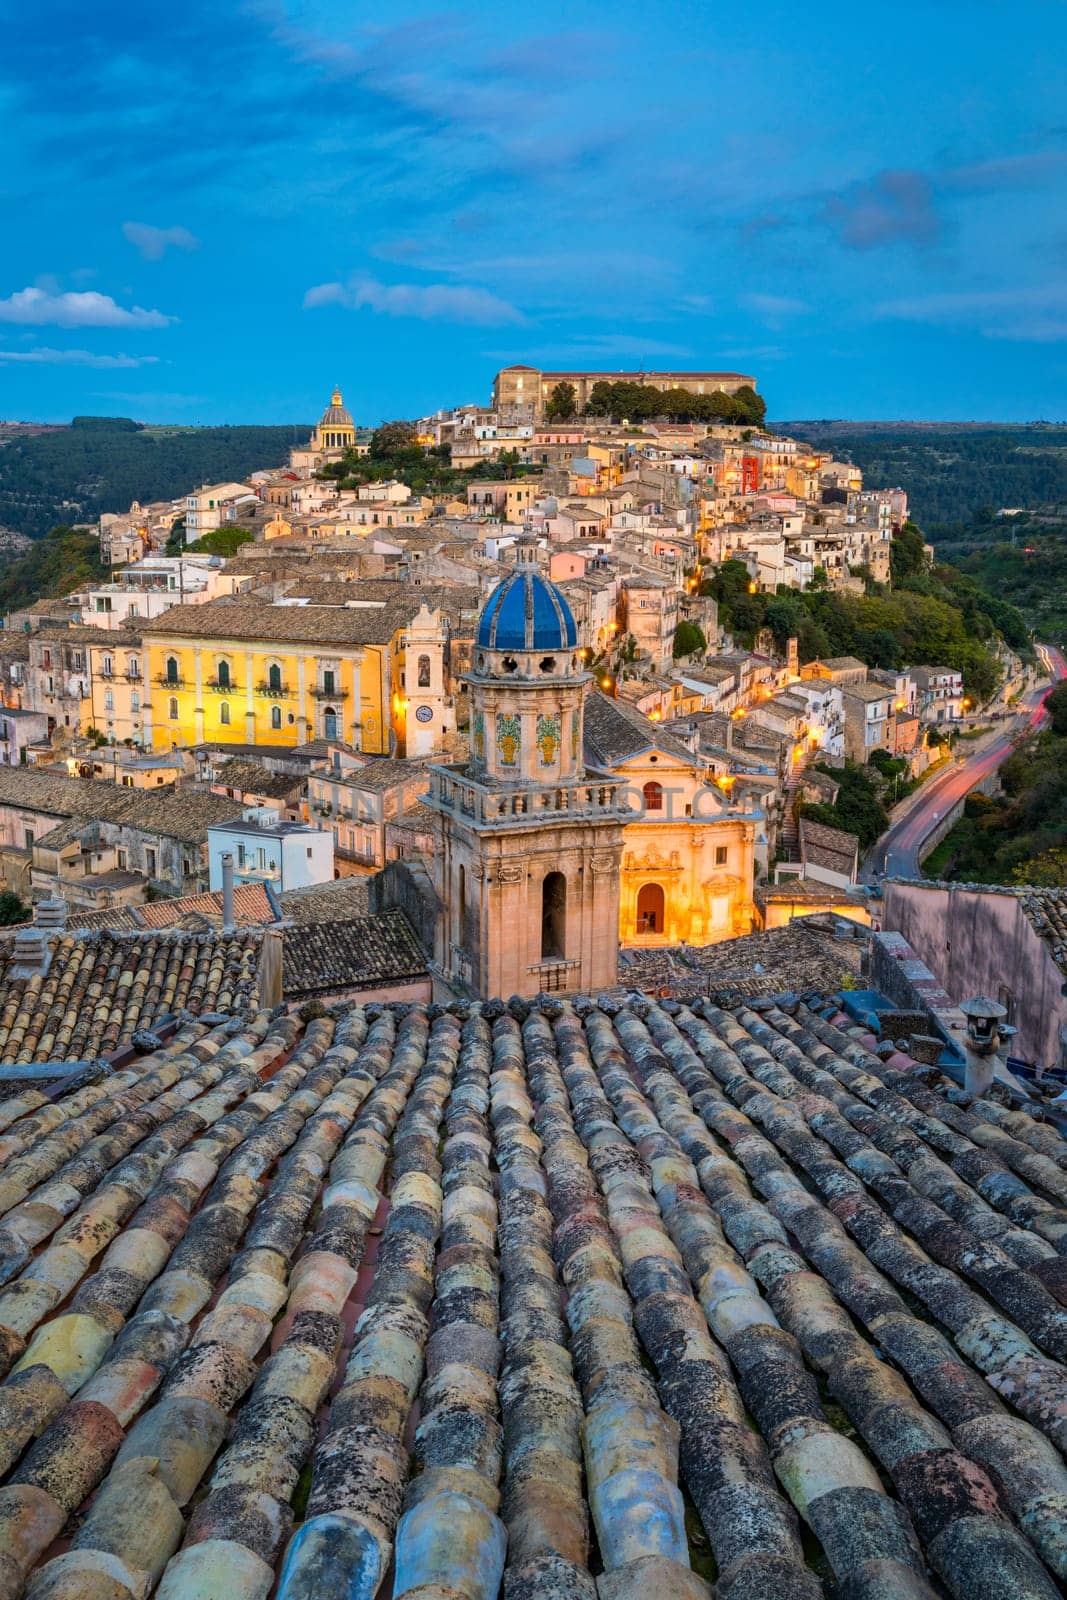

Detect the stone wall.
[{"left": 881, "top": 880, "right": 1067, "bottom": 1070}]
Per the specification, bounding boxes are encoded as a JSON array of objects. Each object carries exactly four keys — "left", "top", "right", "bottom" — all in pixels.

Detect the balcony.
[
  {"left": 155, "top": 675, "right": 186, "bottom": 689},
  {"left": 310, "top": 684, "right": 349, "bottom": 700},
  {"left": 206, "top": 678, "right": 240, "bottom": 694},
  {"left": 256, "top": 680, "right": 291, "bottom": 698},
  {"left": 427, "top": 765, "right": 630, "bottom": 830},
  {"left": 123, "top": 671, "right": 141, "bottom": 683}
]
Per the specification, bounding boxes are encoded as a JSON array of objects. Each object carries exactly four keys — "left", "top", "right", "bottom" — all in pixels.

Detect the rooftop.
[
  {"left": 282, "top": 908, "right": 428, "bottom": 998},
  {"left": 0, "top": 983, "right": 1063, "bottom": 1598}
]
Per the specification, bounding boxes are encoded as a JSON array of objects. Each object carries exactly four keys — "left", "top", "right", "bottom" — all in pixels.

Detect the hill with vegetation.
[
  {"left": 0, "top": 416, "right": 310, "bottom": 542},
  {"left": 776, "top": 422, "right": 1067, "bottom": 533},
  {"left": 922, "top": 683, "right": 1067, "bottom": 887},
  {"left": 704, "top": 521, "right": 1030, "bottom": 701}
]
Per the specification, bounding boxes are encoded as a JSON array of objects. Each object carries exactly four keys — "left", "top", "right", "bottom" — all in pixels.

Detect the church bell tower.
[{"left": 425, "top": 564, "right": 624, "bottom": 998}]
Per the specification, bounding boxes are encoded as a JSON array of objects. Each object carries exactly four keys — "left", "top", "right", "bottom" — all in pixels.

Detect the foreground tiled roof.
[
  {"left": 68, "top": 887, "right": 277, "bottom": 934},
  {"left": 0, "top": 931, "right": 261, "bottom": 1063},
  {"left": 282, "top": 910, "right": 428, "bottom": 998},
  {"left": 0, "top": 993, "right": 1065, "bottom": 1599},
  {"left": 1019, "top": 888, "right": 1067, "bottom": 977},
  {"left": 620, "top": 922, "right": 865, "bottom": 998}
]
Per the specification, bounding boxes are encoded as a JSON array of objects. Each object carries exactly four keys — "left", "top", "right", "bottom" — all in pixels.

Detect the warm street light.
[{"left": 748, "top": 581, "right": 758, "bottom": 594}]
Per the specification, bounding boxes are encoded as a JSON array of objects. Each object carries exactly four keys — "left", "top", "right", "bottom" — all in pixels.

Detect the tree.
[
  {"left": 672, "top": 620, "right": 707, "bottom": 659},
  {"left": 185, "top": 525, "right": 254, "bottom": 558},
  {"left": 1045, "top": 682, "right": 1067, "bottom": 736},
  {"left": 890, "top": 521, "right": 928, "bottom": 585},
  {"left": 165, "top": 516, "right": 187, "bottom": 555},
  {"left": 0, "top": 890, "right": 29, "bottom": 927},
  {"left": 810, "top": 566, "right": 829, "bottom": 590},
  {"left": 370, "top": 420, "right": 417, "bottom": 458},
  {"left": 544, "top": 382, "right": 577, "bottom": 421}
]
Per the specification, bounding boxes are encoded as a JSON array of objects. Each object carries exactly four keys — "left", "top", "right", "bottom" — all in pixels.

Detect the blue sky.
[{"left": 1, "top": 0, "right": 1065, "bottom": 424}]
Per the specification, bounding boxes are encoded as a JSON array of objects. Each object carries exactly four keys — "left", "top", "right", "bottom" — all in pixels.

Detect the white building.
[
  {"left": 83, "top": 556, "right": 241, "bottom": 629},
  {"left": 185, "top": 483, "right": 253, "bottom": 541},
  {"left": 207, "top": 807, "right": 334, "bottom": 893}
]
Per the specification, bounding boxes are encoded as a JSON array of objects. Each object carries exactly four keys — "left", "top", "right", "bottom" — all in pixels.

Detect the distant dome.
[
  {"left": 477, "top": 570, "right": 578, "bottom": 653},
  {"left": 319, "top": 388, "right": 353, "bottom": 429}
]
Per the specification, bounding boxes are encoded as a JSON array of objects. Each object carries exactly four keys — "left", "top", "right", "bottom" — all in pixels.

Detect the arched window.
[
  {"left": 219, "top": 702, "right": 230, "bottom": 725},
  {"left": 168, "top": 697, "right": 178, "bottom": 720},
  {"left": 643, "top": 780, "right": 664, "bottom": 813},
  {"left": 271, "top": 706, "right": 282, "bottom": 730},
  {"left": 417, "top": 654, "right": 431, "bottom": 688},
  {"left": 217, "top": 659, "right": 230, "bottom": 689},
  {"left": 323, "top": 706, "right": 338, "bottom": 740},
  {"left": 165, "top": 655, "right": 179, "bottom": 685},
  {"left": 637, "top": 882, "right": 665, "bottom": 934},
  {"left": 541, "top": 871, "right": 566, "bottom": 960},
  {"left": 268, "top": 663, "right": 282, "bottom": 692}
]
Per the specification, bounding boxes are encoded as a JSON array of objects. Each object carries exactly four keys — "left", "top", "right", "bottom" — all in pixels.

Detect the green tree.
[
  {"left": 1045, "top": 682, "right": 1067, "bottom": 736},
  {"left": 165, "top": 516, "right": 187, "bottom": 555},
  {"left": 672, "top": 620, "right": 707, "bottom": 659},
  {"left": 185, "top": 525, "right": 254, "bottom": 558},
  {"left": 890, "top": 520, "right": 928, "bottom": 584},
  {"left": 0, "top": 890, "right": 29, "bottom": 927},
  {"left": 544, "top": 382, "right": 577, "bottom": 421},
  {"left": 370, "top": 420, "right": 417, "bottom": 457}
]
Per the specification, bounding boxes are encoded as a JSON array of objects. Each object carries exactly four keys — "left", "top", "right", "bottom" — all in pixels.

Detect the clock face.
[{"left": 415, "top": 704, "right": 433, "bottom": 723}]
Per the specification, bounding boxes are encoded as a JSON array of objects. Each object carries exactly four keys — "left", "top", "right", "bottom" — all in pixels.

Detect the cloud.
[
  {"left": 0, "top": 288, "right": 175, "bottom": 328},
  {"left": 0, "top": 347, "right": 160, "bottom": 368},
  {"left": 825, "top": 169, "right": 941, "bottom": 250},
  {"left": 741, "top": 292, "right": 808, "bottom": 318},
  {"left": 877, "top": 283, "right": 1067, "bottom": 341},
  {"left": 304, "top": 276, "right": 523, "bottom": 325},
  {"left": 122, "top": 221, "right": 200, "bottom": 260},
  {"left": 943, "top": 149, "right": 1067, "bottom": 193}
]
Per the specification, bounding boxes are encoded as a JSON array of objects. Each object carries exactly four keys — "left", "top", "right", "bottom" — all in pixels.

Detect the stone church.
[{"left": 425, "top": 554, "right": 626, "bottom": 998}]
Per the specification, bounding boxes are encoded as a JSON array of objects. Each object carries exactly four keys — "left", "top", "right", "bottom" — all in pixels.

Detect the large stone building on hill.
[{"left": 493, "top": 363, "right": 757, "bottom": 418}]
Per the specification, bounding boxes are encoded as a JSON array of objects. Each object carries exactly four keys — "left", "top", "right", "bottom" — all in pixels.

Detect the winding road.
[{"left": 864, "top": 643, "right": 1066, "bottom": 881}]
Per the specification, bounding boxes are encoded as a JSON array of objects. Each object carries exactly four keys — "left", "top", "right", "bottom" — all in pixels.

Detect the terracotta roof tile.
[{"left": 0, "top": 987, "right": 1065, "bottom": 1599}]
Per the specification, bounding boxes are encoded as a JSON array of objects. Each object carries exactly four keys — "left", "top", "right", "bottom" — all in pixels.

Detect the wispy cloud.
[
  {"left": 304, "top": 275, "right": 523, "bottom": 325},
  {"left": 824, "top": 169, "right": 941, "bottom": 250},
  {"left": 122, "top": 222, "right": 200, "bottom": 260},
  {"left": 877, "top": 283, "right": 1067, "bottom": 341},
  {"left": 741, "top": 292, "right": 808, "bottom": 318},
  {"left": 0, "top": 288, "right": 175, "bottom": 328},
  {"left": 0, "top": 347, "right": 160, "bottom": 368}
]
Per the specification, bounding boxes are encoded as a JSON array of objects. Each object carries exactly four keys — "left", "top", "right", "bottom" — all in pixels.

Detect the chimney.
[
  {"left": 10, "top": 898, "right": 65, "bottom": 980},
  {"left": 959, "top": 995, "right": 1008, "bottom": 1098},
  {"left": 221, "top": 853, "right": 235, "bottom": 935}
]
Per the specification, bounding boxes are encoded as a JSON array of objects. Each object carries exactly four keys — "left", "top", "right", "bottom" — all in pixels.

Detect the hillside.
[
  {"left": 0, "top": 416, "right": 310, "bottom": 542},
  {"left": 777, "top": 422, "right": 1067, "bottom": 535}
]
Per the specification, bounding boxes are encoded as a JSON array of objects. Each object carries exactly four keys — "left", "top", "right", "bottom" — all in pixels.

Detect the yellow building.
[
  {"left": 583, "top": 692, "right": 758, "bottom": 946},
  {"left": 142, "top": 591, "right": 466, "bottom": 758},
  {"left": 85, "top": 635, "right": 149, "bottom": 747}
]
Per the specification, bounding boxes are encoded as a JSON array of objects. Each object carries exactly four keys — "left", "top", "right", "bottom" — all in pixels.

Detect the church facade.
[{"left": 425, "top": 557, "right": 626, "bottom": 998}]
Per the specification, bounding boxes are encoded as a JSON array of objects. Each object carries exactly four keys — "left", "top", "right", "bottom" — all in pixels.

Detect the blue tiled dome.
[{"left": 476, "top": 570, "right": 578, "bottom": 652}]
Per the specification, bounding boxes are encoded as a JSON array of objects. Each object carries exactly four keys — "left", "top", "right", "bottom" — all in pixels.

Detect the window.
[
  {"left": 217, "top": 659, "right": 230, "bottom": 689},
  {"left": 323, "top": 706, "right": 338, "bottom": 739},
  {"left": 23, "top": 828, "right": 34, "bottom": 850},
  {"left": 104, "top": 690, "right": 114, "bottom": 711},
  {"left": 541, "top": 871, "right": 566, "bottom": 960},
  {"left": 306, "top": 846, "right": 313, "bottom": 859},
  {"left": 127, "top": 657, "right": 140, "bottom": 678},
  {"left": 220, "top": 702, "right": 231, "bottom": 725},
  {"left": 271, "top": 706, "right": 282, "bottom": 730},
  {"left": 131, "top": 690, "right": 140, "bottom": 712},
  {"left": 323, "top": 668, "right": 335, "bottom": 695},
  {"left": 146, "top": 848, "right": 157, "bottom": 876},
  {"left": 117, "top": 849, "right": 127, "bottom": 869},
  {"left": 642, "top": 781, "right": 664, "bottom": 812},
  {"left": 237, "top": 843, "right": 246, "bottom": 867},
  {"left": 268, "top": 663, "right": 282, "bottom": 692},
  {"left": 715, "top": 845, "right": 729, "bottom": 866},
  {"left": 168, "top": 697, "right": 178, "bottom": 720},
  {"left": 102, "top": 655, "right": 113, "bottom": 677},
  {"left": 417, "top": 654, "right": 431, "bottom": 688},
  {"left": 165, "top": 656, "right": 179, "bottom": 684}
]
